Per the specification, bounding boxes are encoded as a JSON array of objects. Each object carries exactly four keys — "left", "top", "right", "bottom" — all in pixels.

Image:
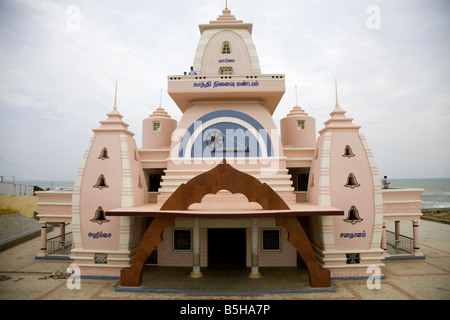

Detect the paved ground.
[{"left": 0, "top": 219, "right": 449, "bottom": 302}]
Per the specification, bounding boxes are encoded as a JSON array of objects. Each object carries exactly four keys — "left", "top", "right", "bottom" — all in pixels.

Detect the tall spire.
[
  {"left": 335, "top": 78, "right": 339, "bottom": 107},
  {"left": 114, "top": 81, "right": 118, "bottom": 109},
  {"left": 225, "top": 0, "right": 228, "bottom": 10},
  {"left": 295, "top": 85, "right": 299, "bottom": 106}
]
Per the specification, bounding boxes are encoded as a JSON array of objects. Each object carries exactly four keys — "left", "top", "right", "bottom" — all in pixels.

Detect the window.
[
  {"left": 91, "top": 206, "right": 110, "bottom": 225},
  {"left": 297, "top": 120, "right": 305, "bottom": 130},
  {"left": 343, "top": 145, "right": 355, "bottom": 158},
  {"left": 173, "top": 229, "right": 192, "bottom": 251},
  {"left": 219, "top": 67, "right": 233, "bottom": 75},
  {"left": 261, "top": 229, "right": 281, "bottom": 252},
  {"left": 93, "top": 174, "right": 109, "bottom": 190},
  {"left": 345, "top": 173, "right": 361, "bottom": 189},
  {"left": 98, "top": 147, "right": 109, "bottom": 160},
  {"left": 221, "top": 41, "right": 231, "bottom": 54},
  {"left": 153, "top": 121, "right": 161, "bottom": 132}
]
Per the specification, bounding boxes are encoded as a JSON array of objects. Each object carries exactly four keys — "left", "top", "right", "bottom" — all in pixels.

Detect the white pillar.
[
  {"left": 413, "top": 220, "right": 420, "bottom": 254},
  {"left": 37, "top": 222, "right": 47, "bottom": 257},
  {"left": 190, "top": 218, "right": 202, "bottom": 278},
  {"left": 395, "top": 221, "right": 401, "bottom": 248},
  {"left": 381, "top": 221, "right": 387, "bottom": 251},
  {"left": 249, "top": 218, "right": 261, "bottom": 278},
  {"left": 60, "top": 223, "right": 66, "bottom": 242}
]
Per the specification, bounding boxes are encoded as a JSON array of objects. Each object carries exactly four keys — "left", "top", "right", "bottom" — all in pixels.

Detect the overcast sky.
[{"left": 0, "top": 0, "right": 449, "bottom": 182}]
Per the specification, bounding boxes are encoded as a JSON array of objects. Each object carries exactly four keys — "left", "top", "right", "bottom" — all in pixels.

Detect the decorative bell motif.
[{"left": 91, "top": 206, "right": 110, "bottom": 225}]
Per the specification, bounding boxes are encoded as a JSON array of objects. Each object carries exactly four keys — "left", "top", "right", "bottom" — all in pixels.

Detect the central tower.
[{"left": 163, "top": 6, "right": 293, "bottom": 205}]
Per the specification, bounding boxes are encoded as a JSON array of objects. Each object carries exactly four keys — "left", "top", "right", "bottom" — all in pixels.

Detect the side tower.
[
  {"left": 71, "top": 86, "right": 147, "bottom": 277},
  {"left": 142, "top": 107, "right": 177, "bottom": 150},
  {"left": 308, "top": 82, "right": 384, "bottom": 278},
  {"left": 280, "top": 104, "right": 316, "bottom": 196}
]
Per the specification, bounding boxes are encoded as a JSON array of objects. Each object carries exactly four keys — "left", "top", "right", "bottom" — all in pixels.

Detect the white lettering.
[
  {"left": 366, "top": 265, "right": 382, "bottom": 290},
  {"left": 367, "top": 5, "right": 381, "bottom": 30}
]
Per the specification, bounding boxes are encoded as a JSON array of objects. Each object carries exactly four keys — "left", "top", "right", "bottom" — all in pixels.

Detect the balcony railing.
[
  {"left": 386, "top": 230, "right": 414, "bottom": 255},
  {"left": 47, "top": 232, "right": 72, "bottom": 256}
]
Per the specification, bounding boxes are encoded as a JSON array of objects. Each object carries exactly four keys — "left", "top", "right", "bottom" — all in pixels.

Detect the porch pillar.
[
  {"left": 394, "top": 221, "right": 400, "bottom": 248},
  {"left": 381, "top": 222, "right": 387, "bottom": 251},
  {"left": 249, "top": 218, "right": 261, "bottom": 278},
  {"left": 60, "top": 223, "right": 66, "bottom": 242},
  {"left": 38, "top": 222, "right": 47, "bottom": 257},
  {"left": 412, "top": 220, "right": 420, "bottom": 254},
  {"left": 190, "top": 218, "right": 202, "bottom": 278}
]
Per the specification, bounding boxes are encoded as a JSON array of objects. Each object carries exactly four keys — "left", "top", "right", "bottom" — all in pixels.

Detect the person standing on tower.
[
  {"left": 382, "top": 176, "right": 390, "bottom": 189},
  {"left": 188, "top": 66, "right": 197, "bottom": 75}
]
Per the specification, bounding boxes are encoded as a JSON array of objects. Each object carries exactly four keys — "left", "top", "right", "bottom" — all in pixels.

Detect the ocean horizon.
[{"left": 14, "top": 177, "right": 450, "bottom": 209}]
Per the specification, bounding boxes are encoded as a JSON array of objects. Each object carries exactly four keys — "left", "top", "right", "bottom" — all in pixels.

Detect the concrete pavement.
[{"left": 0, "top": 219, "right": 449, "bottom": 301}]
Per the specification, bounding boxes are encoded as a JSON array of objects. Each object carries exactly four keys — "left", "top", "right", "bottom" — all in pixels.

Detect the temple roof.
[
  {"left": 286, "top": 105, "right": 309, "bottom": 117},
  {"left": 199, "top": 9, "right": 253, "bottom": 34},
  {"left": 149, "top": 107, "right": 172, "bottom": 119}
]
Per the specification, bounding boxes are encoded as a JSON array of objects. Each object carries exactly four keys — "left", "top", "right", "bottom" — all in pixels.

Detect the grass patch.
[
  {"left": 423, "top": 211, "right": 450, "bottom": 221},
  {"left": 0, "top": 207, "right": 21, "bottom": 216}
]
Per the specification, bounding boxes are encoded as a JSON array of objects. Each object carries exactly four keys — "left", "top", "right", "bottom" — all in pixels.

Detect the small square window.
[
  {"left": 94, "top": 253, "right": 108, "bottom": 264},
  {"left": 173, "top": 229, "right": 192, "bottom": 251},
  {"left": 297, "top": 120, "right": 305, "bottom": 130},
  {"left": 219, "top": 67, "right": 233, "bottom": 75},
  {"left": 261, "top": 229, "right": 281, "bottom": 252},
  {"left": 153, "top": 121, "right": 161, "bottom": 132}
]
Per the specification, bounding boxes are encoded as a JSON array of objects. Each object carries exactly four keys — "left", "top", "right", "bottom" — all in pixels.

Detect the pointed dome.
[
  {"left": 286, "top": 105, "right": 309, "bottom": 117},
  {"left": 93, "top": 82, "right": 134, "bottom": 135},
  {"left": 319, "top": 81, "right": 360, "bottom": 133},
  {"left": 320, "top": 104, "right": 360, "bottom": 132},
  {"left": 149, "top": 107, "right": 172, "bottom": 119},
  {"left": 199, "top": 8, "right": 253, "bottom": 34},
  {"left": 93, "top": 107, "right": 133, "bottom": 135},
  {"left": 210, "top": 9, "right": 244, "bottom": 25}
]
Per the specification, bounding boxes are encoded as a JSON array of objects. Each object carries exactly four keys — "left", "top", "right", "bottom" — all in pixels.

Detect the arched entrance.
[{"left": 119, "top": 160, "right": 331, "bottom": 288}]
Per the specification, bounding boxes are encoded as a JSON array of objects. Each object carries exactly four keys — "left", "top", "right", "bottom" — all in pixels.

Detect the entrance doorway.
[{"left": 208, "top": 228, "right": 246, "bottom": 270}]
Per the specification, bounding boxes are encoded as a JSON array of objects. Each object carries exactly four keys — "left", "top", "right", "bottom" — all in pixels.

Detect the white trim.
[
  {"left": 37, "top": 202, "right": 72, "bottom": 206},
  {"left": 285, "top": 158, "right": 313, "bottom": 161},
  {"left": 138, "top": 149, "right": 170, "bottom": 152},
  {"left": 70, "top": 263, "right": 131, "bottom": 268},
  {"left": 36, "top": 214, "right": 71, "bottom": 218},
  {"left": 283, "top": 148, "right": 315, "bottom": 151},
  {"left": 167, "top": 156, "right": 287, "bottom": 162},
  {"left": 141, "top": 159, "right": 168, "bottom": 163},
  {"left": 383, "top": 213, "right": 423, "bottom": 217},
  {"left": 383, "top": 200, "right": 422, "bottom": 204},
  {"left": 382, "top": 188, "right": 425, "bottom": 192},
  {"left": 164, "top": 168, "right": 289, "bottom": 173},
  {"left": 71, "top": 248, "right": 133, "bottom": 254}
]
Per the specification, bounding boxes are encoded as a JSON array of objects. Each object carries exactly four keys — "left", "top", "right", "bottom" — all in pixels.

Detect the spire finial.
[
  {"left": 335, "top": 78, "right": 339, "bottom": 107},
  {"left": 159, "top": 88, "right": 163, "bottom": 108},
  {"left": 114, "top": 81, "right": 118, "bottom": 109},
  {"left": 225, "top": 0, "right": 228, "bottom": 10},
  {"left": 295, "top": 85, "right": 299, "bottom": 106}
]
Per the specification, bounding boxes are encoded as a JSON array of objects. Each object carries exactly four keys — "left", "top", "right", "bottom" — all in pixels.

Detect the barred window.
[{"left": 221, "top": 42, "right": 231, "bottom": 54}]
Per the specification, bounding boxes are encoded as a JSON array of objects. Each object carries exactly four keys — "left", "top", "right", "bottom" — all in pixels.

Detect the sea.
[{"left": 16, "top": 178, "right": 450, "bottom": 209}]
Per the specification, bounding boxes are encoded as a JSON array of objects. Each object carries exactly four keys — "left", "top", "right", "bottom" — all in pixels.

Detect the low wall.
[{"left": 0, "top": 182, "right": 35, "bottom": 196}]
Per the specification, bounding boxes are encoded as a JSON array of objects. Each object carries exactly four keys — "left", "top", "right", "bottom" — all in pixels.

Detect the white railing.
[
  {"left": 47, "top": 232, "right": 72, "bottom": 256},
  {"left": 386, "top": 230, "right": 414, "bottom": 255}
]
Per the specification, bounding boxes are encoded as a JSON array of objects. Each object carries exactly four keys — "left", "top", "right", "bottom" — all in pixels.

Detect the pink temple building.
[{"left": 36, "top": 7, "right": 424, "bottom": 289}]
